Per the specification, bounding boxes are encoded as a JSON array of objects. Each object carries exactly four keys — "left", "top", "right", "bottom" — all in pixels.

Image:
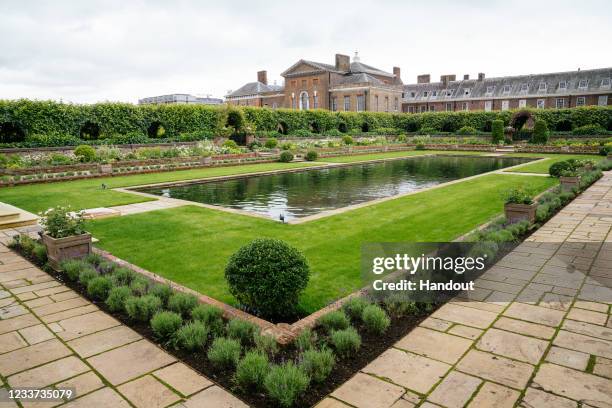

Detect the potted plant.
[
  {"left": 40, "top": 206, "right": 92, "bottom": 270},
  {"left": 504, "top": 188, "right": 536, "bottom": 224},
  {"left": 559, "top": 169, "right": 581, "bottom": 192}
]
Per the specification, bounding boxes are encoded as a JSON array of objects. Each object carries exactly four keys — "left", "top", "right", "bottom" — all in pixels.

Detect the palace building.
[{"left": 226, "top": 52, "right": 403, "bottom": 112}]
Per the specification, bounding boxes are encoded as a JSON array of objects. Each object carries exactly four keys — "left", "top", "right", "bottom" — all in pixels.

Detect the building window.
[
  {"left": 291, "top": 97, "right": 296, "bottom": 109},
  {"left": 538, "top": 82, "right": 547, "bottom": 91},
  {"left": 299, "top": 91, "right": 309, "bottom": 110},
  {"left": 445, "top": 103, "right": 453, "bottom": 111},
  {"left": 520, "top": 83, "right": 529, "bottom": 92},
  {"left": 344, "top": 96, "right": 350, "bottom": 111},
  {"left": 558, "top": 81, "right": 567, "bottom": 90},
  {"left": 537, "top": 99, "right": 545, "bottom": 109},
  {"left": 423, "top": 91, "right": 429, "bottom": 97},
  {"left": 385, "top": 97, "right": 389, "bottom": 112},
  {"left": 429, "top": 106, "right": 435, "bottom": 112},
  {"left": 394, "top": 98, "right": 398, "bottom": 112},
  {"left": 420, "top": 106, "right": 426, "bottom": 113},
  {"left": 357, "top": 95, "right": 365, "bottom": 112},
  {"left": 485, "top": 86, "right": 494, "bottom": 95},
  {"left": 272, "top": 102, "right": 278, "bottom": 109},
  {"left": 501, "top": 100, "right": 509, "bottom": 111},
  {"left": 484, "top": 101, "right": 492, "bottom": 111},
  {"left": 408, "top": 106, "right": 415, "bottom": 113},
  {"left": 601, "top": 78, "right": 611, "bottom": 88},
  {"left": 447, "top": 89, "right": 454, "bottom": 97},
  {"left": 301, "top": 80, "right": 307, "bottom": 88},
  {"left": 410, "top": 91, "right": 416, "bottom": 98},
  {"left": 502, "top": 85, "right": 511, "bottom": 94},
  {"left": 375, "top": 95, "right": 379, "bottom": 111},
  {"left": 576, "top": 96, "right": 586, "bottom": 107},
  {"left": 313, "top": 78, "right": 319, "bottom": 87},
  {"left": 331, "top": 97, "right": 338, "bottom": 112},
  {"left": 519, "top": 99, "right": 527, "bottom": 108},
  {"left": 578, "top": 79, "right": 588, "bottom": 89},
  {"left": 598, "top": 95, "right": 608, "bottom": 106},
  {"left": 291, "top": 81, "right": 297, "bottom": 87},
  {"left": 432, "top": 91, "right": 438, "bottom": 97},
  {"left": 462, "top": 102, "right": 469, "bottom": 111},
  {"left": 313, "top": 95, "right": 319, "bottom": 109},
  {"left": 556, "top": 98, "right": 566, "bottom": 109}
]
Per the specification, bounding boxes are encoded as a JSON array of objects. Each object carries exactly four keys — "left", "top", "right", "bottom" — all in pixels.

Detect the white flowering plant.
[{"left": 39, "top": 206, "right": 86, "bottom": 238}]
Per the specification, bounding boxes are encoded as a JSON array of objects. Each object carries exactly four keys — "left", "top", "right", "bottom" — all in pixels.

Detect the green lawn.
[
  {"left": 501, "top": 153, "right": 604, "bottom": 174},
  {"left": 0, "top": 162, "right": 321, "bottom": 213},
  {"left": 87, "top": 173, "right": 557, "bottom": 313},
  {"left": 319, "top": 149, "right": 484, "bottom": 163}
]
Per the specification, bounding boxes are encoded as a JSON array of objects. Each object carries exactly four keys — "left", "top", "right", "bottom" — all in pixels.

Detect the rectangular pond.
[{"left": 134, "top": 155, "right": 534, "bottom": 221}]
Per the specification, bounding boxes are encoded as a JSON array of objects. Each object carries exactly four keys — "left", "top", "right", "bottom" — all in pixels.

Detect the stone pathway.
[
  {"left": 319, "top": 172, "right": 612, "bottom": 408},
  {"left": 0, "top": 245, "right": 247, "bottom": 407}
]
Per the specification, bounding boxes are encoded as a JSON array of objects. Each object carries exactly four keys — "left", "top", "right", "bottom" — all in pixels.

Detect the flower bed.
[{"left": 514, "top": 144, "right": 600, "bottom": 154}]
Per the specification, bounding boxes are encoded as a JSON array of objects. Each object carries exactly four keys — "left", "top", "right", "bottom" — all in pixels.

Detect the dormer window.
[
  {"left": 464, "top": 88, "right": 471, "bottom": 96},
  {"left": 578, "top": 79, "right": 588, "bottom": 89},
  {"left": 502, "top": 85, "right": 511, "bottom": 94},
  {"left": 423, "top": 91, "right": 429, "bottom": 97},
  {"left": 601, "top": 78, "right": 611, "bottom": 88},
  {"left": 558, "top": 81, "right": 567, "bottom": 90},
  {"left": 410, "top": 91, "right": 416, "bottom": 98},
  {"left": 538, "top": 82, "right": 547, "bottom": 91},
  {"left": 432, "top": 91, "right": 438, "bottom": 97},
  {"left": 447, "top": 89, "right": 454, "bottom": 97},
  {"left": 485, "top": 86, "right": 494, "bottom": 95},
  {"left": 520, "top": 83, "right": 529, "bottom": 92}
]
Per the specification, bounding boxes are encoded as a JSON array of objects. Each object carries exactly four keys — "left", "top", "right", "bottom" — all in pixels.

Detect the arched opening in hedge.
[
  {"left": 277, "top": 121, "right": 288, "bottom": 135},
  {"left": 309, "top": 121, "right": 321, "bottom": 134},
  {"left": 147, "top": 121, "right": 166, "bottom": 138},
  {"left": 555, "top": 119, "right": 572, "bottom": 132},
  {"left": 510, "top": 110, "right": 533, "bottom": 131},
  {"left": 338, "top": 122, "right": 348, "bottom": 133},
  {"left": 226, "top": 109, "right": 244, "bottom": 133},
  {"left": 0, "top": 122, "right": 26, "bottom": 143},
  {"left": 361, "top": 122, "right": 370, "bottom": 133},
  {"left": 79, "top": 121, "right": 101, "bottom": 140}
]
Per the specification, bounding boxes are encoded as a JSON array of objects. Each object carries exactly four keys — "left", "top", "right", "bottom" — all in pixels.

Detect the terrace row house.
[
  {"left": 225, "top": 52, "right": 404, "bottom": 113},
  {"left": 402, "top": 68, "right": 612, "bottom": 113}
]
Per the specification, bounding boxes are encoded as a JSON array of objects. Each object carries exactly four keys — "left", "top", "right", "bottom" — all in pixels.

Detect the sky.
[{"left": 1, "top": 0, "right": 611, "bottom": 104}]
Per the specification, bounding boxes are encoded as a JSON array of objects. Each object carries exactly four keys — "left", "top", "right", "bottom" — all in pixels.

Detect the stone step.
[{"left": 0, "top": 203, "right": 38, "bottom": 229}]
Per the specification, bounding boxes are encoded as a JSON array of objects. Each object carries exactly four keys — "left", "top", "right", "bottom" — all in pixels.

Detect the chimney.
[
  {"left": 478, "top": 73, "right": 485, "bottom": 81},
  {"left": 440, "top": 74, "right": 456, "bottom": 87},
  {"left": 463, "top": 74, "right": 470, "bottom": 80},
  {"left": 393, "top": 66, "right": 401, "bottom": 80},
  {"left": 335, "top": 54, "right": 350, "bottom": 72},
  {"left": 257, "top": 70, "right": 268, "bottom": 85},
  {"left": 417, "top": 74, "right": 430, "bottom": 84}
]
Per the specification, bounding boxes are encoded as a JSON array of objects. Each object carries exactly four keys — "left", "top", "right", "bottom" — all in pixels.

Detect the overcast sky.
[{"left": 1, "top": 0, "right": 611, "bottom": 104}]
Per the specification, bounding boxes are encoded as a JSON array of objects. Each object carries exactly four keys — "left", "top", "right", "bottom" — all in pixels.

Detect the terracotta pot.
[
  {"left": 42, "top": 233, "right": 92, "bottom": 270},
  {"left": 504, "top": 203, "right": 537, "bottom": 224},
  {"left": 559, "top": 176, "right": 581, "bottom": 192}
]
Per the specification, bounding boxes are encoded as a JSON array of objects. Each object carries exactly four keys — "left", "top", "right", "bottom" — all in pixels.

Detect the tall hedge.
[{"left": 1, "top": 99, "right": 610, "bottom": 146}]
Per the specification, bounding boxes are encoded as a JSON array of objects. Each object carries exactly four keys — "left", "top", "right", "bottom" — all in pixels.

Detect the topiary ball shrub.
[
  {"left": 305, "top": 150, "right": 318, "bottom": 161},
  {"left": 342, "top": 135, "right": 354, "bottom": 145},
  {"left": 167, "top": 292, "right": 199, "bottom": 317},
  {"left": 105, "top": 286, "right": 131, "bottom": 312},
  {"left": 225, "top": 239, "right": 309, "bottom": 319},
  {"left": 264, "top": 138, "right": 278, "bottom": 149},
  {"left": 531, "top": 119, "right": 549, "bottom": 144},
  {"left": 491, "top": 119, "right": 504, "bottom": 144},
  {"left": 150, "top": 311, "right": 183, "bottom": 341},
  {"left": 74, "top": 145, "right": 96, "bottom": 162},
  {"left": 278, "top": 150, "right": 294, "bottom": 163},
  {"left": 87, "top": 276, "right": 113, "bottom": 300}
]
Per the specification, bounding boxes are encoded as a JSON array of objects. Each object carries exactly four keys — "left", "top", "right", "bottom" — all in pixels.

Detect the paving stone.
[
  {"left": 18, "top": 324, "right": 54, "bottom": 345},
  {"left": 394, "top": 327, "right": 472, "bottom": 364},
  {"left": 533, "top": 363, "right": 612, "bottom": 408},
  {"left": 467, "top": 382, "right": 520, "bottom": 408},
  {"left": 428, "top": 371, "right": 481, "bottom": 408},
  {"left": 390, "top": 399, "right": 416, "bottom": 408},
  {"left": 7, "top": 356, "right": 89, "bottom": 388},
  {"left": 23, "top": 297, "right": 53, "bottom": 308},
  {"left": 493, "top": 316, "right": 556, "bottom": 340},
  {"left": 419, "top": 317, "right": 453, "bottom": 332},
  {"left": 545, "top": 346, "right": 590, "bottom": 371},
  {"left": 0, "top": 339, "right": 71, "bottom": 376},
  {"left": 86, "top": 339, "right": 175, "bottom": 385},
  {"left": 330, "top": 372, "right": 405, "bottom": 408},
  {"left": 562, "top": 319, "right": 612, "bottom": 341},
  {"left": 521, "top": 387, "right": 577, "bottom": 408},
  {"left": 117, "top": 375, "right": 180, "bottom": 408},
  {"left": 15, "top": 292, "right": 37, "bottom": 301},
  {"left": 0, "top": 304, "right": 28, "bottom": 319},
  {"left": 153, "top": 362, "right": 212, "bottom": 397},
  {"left": 56, "top": 371, "right": 104, "bottom": 398},
  {"left": 68, "top": 325, "right": 142, "bottom": 358},
  {"left": 554, "top": 330, "right": 612, "bottom": 359},
  {"left": 31, "top": 298, "right": 89, "bottom": 317},
  {"left": 49, "top": 290, "right": 80, "bottom": 302},
  {"left": 447, "top": 324, "right": 483, "bottom": 340},
  {"left": 566, "top": 308, "right": 609, "bottom": 325},
  {"left": 503, "top": 302, "right": 565, "bottom": 327},
  {"left": 0, "top": 313, "right": 39, "bottom": 334},
  {"left": 430, "top": 303, "right": 498, "bottom": 329},
  {"left": 574, "top": 301, "right": 609, "bottom": 313},
  {"left": 11, "top": 281, "right": 60, "bottom": 295},
  {"left": 452, "top": 300, "right": 505, "bottom": 314},
  {"left": 40, "top": 304, "right": 98, "bottom": 323},
  {"left": 456, "top": 349, "right": 534, "bottom": 389},
  {"left": 0, "top": 331, "right": 27, "bottom": 353},
  {"left": 593, "top": 357, "right": 612, "bottom": 379},
  {"left": 363, "top": 348, "right": 450, "bottom": 393},
  {"left": 56, "top": 311, "right": 120, "bottom": 341},
  {"left": 183, "top": 385, "right": 249, "bottom": 408},
  {"left": 315, "top": 398, "right": 353, "bottom": 408},
  {"left": 61, "top": 387, "right": 131, "bottom": 408},
  {"left": 540, "top": 292, "right": 573, "bottom": 311},
  {"left": 34, "top": 286, "right": 72, "bottom": 297},
  {"left": 477, "top": 328, "right": 548, "bottom": 364}
]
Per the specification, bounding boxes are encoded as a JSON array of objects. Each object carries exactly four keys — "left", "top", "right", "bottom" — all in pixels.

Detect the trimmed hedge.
[{"left": 1, "top": 99, "right": 611, "bottom": 147}]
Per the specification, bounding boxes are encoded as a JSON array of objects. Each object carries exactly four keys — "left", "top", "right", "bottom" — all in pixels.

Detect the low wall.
[{"left": 514, "top": 145, "right": 600, "bottom": 154}]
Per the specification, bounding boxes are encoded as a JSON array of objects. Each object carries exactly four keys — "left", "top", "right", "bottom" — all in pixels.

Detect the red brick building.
[{"left": 401, "top": 68, "right": 612, "bottom": 113}]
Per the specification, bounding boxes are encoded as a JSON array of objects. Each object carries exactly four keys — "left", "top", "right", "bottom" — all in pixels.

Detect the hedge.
[{"left": 1, "top": 99, "right": 611, "bottom": 147}]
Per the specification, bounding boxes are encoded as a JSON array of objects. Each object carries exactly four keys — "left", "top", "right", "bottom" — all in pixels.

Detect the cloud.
[{"left": 0, "top": 0, "right": 610, "bottom": 103}]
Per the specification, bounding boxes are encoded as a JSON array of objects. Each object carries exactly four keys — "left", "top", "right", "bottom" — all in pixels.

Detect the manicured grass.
[
  {"left": 0, "top": 162, "right": 321, "bottom": 213},
  {"left": 87, "top": 173, "right": 557, "bottom": 313},
  {"left": 318, "top": 149, "right": 484, "bottom": 163},
  {"left": 501, "top": 153, "right": 604, "bottom": 174}
]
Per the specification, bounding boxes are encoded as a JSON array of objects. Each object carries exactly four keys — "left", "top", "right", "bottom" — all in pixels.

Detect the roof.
[
  {"left": 226, "top": 81, "right": 284, "bottom": 98},
  {"left": 350, "top": 61, "right": 394, "bottom": 78},
  {"left": 403, "top": 67, "right": 612, "bottom": 102},
  {"left": 281, "top": 57, "right": 395, "bottom": 78},
  {"left": 336, "top": 72, "right": 384, "bottom": 86}
]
